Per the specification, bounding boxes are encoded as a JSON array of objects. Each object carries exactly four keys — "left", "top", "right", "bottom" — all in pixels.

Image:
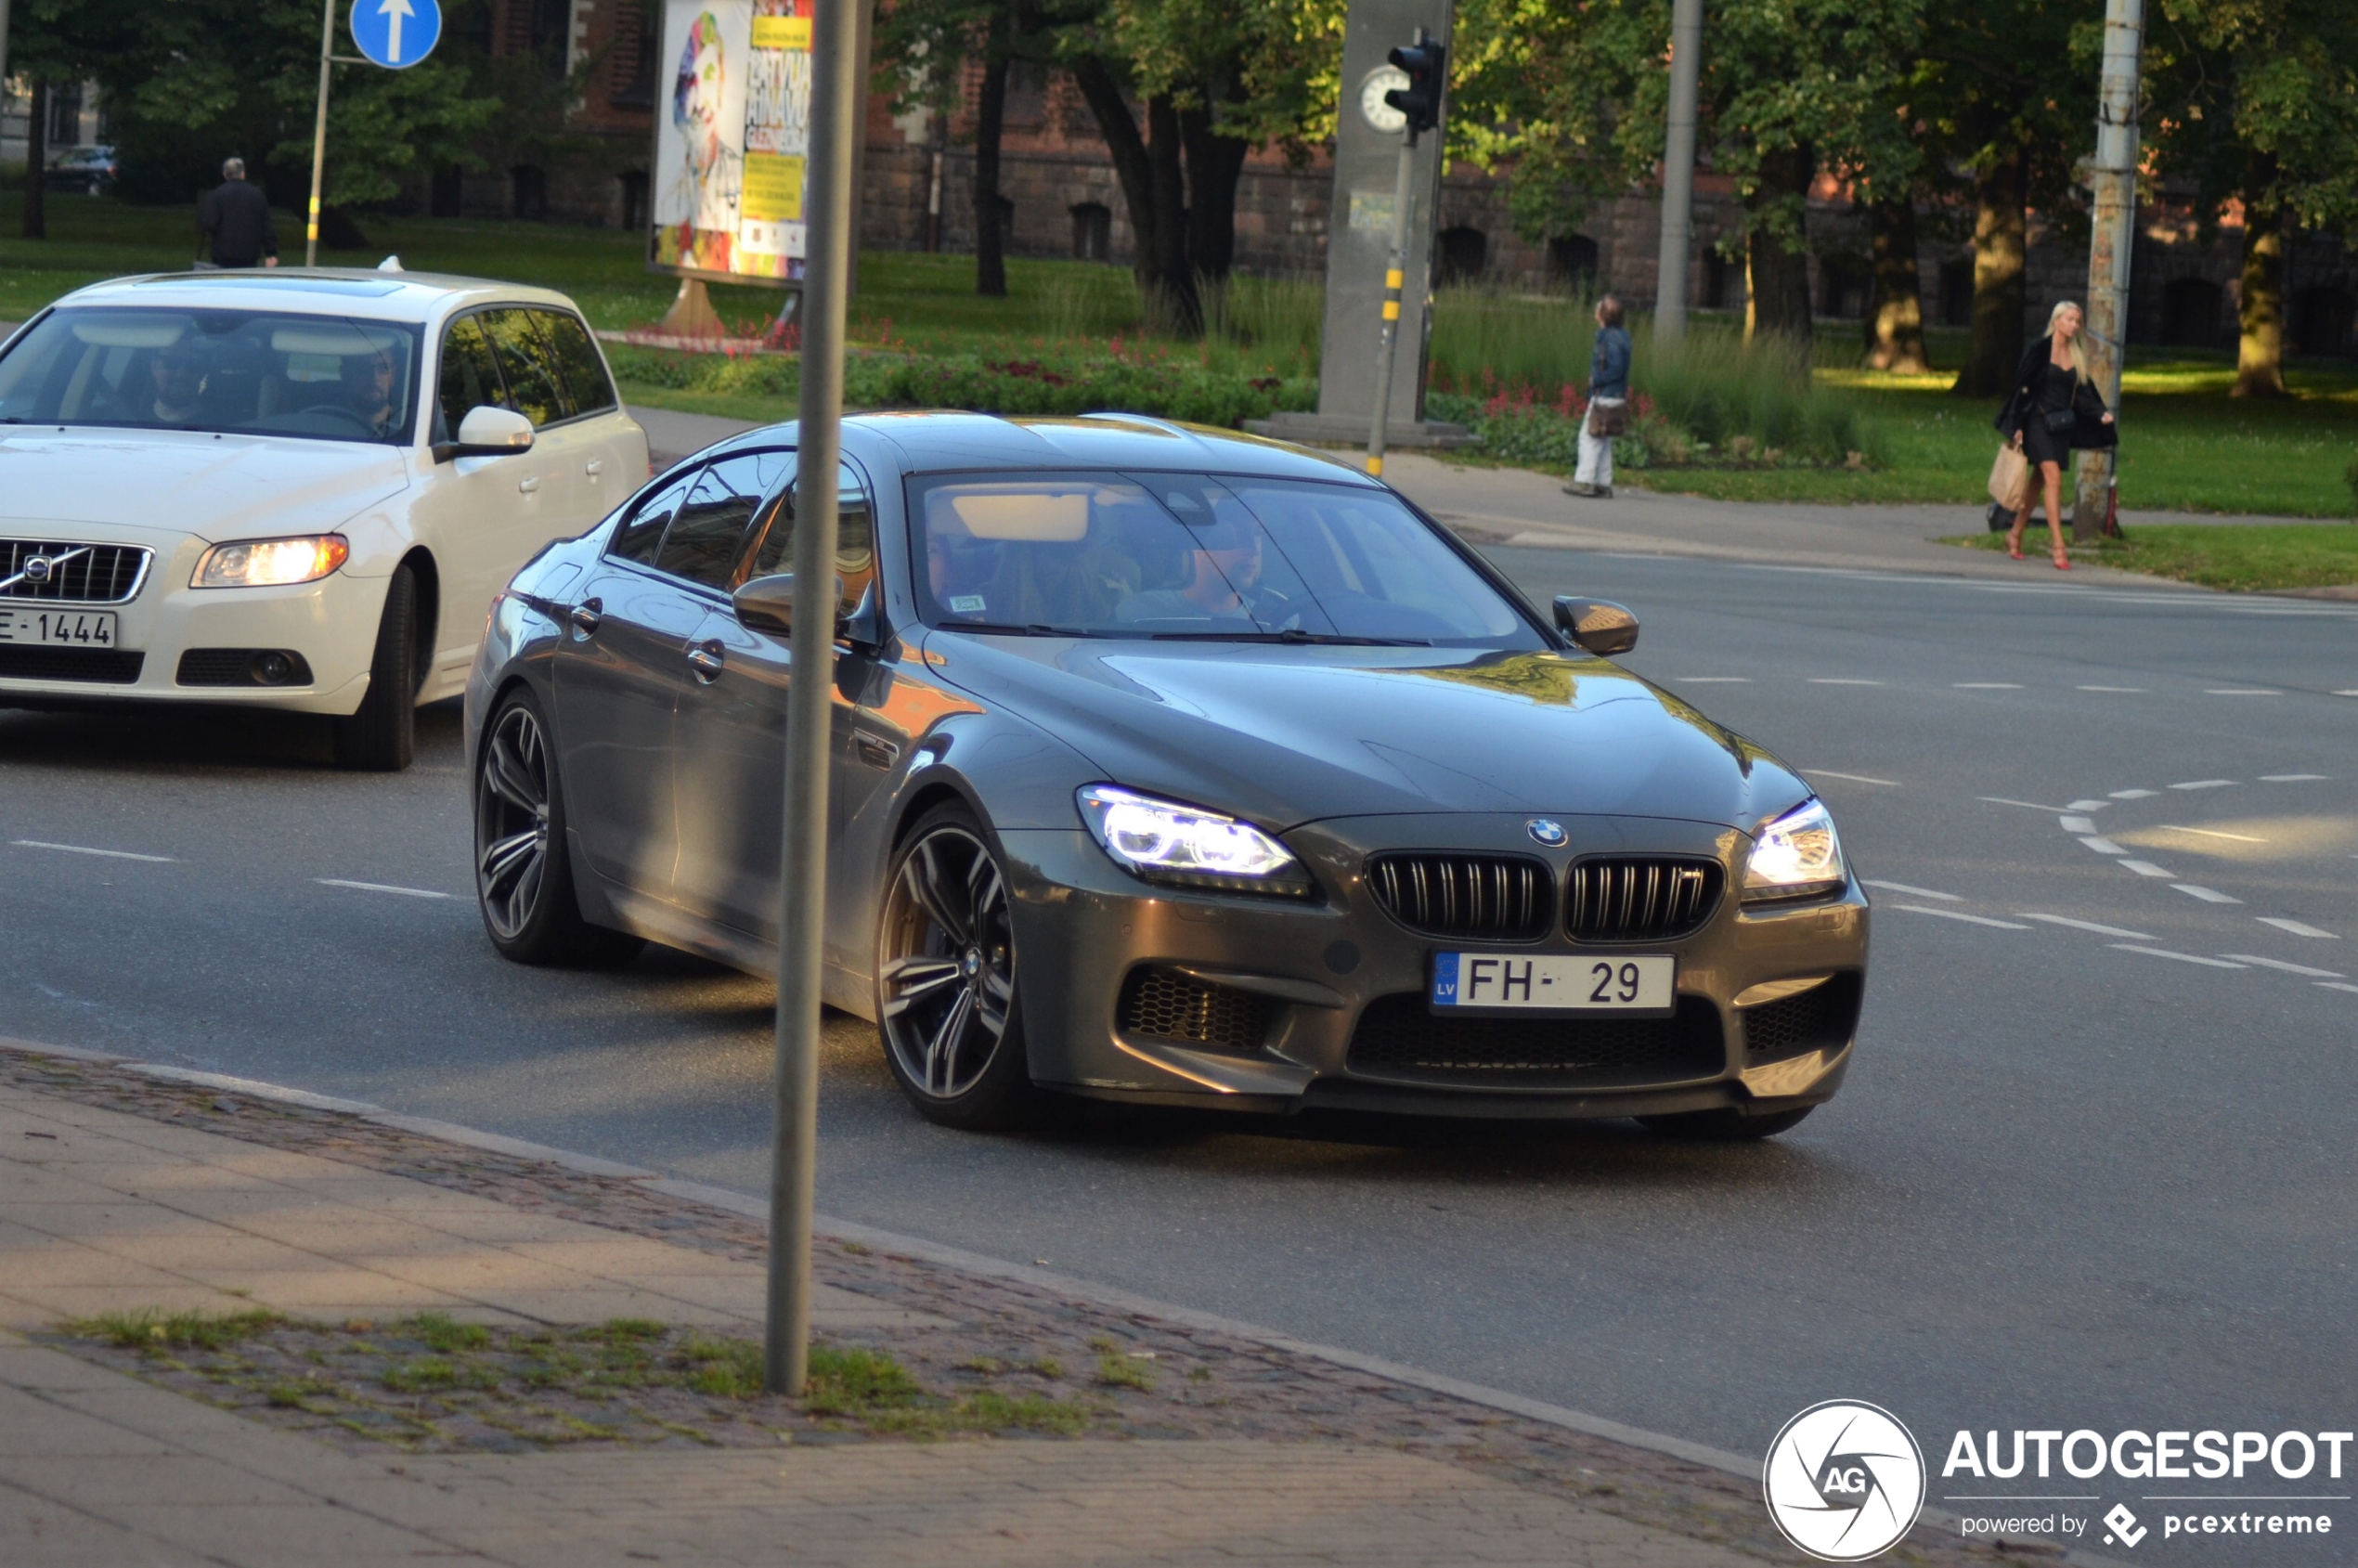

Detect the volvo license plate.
[
  {"left": 1431, "top": 952, "right": 1676, "bottom": 1016},
  {"left": 0, "top": 608, "right": 118, "bottom": 647}
]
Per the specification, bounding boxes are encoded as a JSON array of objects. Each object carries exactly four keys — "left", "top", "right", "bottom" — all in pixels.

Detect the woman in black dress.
[{"left": 1995, "top": 301, "right": 2118, "bottom": 569}]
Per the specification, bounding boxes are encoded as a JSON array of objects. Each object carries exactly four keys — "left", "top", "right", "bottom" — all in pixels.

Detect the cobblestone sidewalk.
[{"left": 1, "top": 1041, "right": 2056, "bottom": 1567}]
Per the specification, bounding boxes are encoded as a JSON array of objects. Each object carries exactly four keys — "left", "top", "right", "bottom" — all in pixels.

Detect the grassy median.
[{"left": 1937, "top": 524, "right": 2358, "bottom": 591}]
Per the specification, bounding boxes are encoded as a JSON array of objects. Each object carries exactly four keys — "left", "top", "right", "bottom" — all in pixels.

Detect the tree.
[
  {"left": 875, "top": 0, "right": 1012, "bottom": 295},
  {"left": 2144, "top": 0, "right": 2358, "bottom": 395}
]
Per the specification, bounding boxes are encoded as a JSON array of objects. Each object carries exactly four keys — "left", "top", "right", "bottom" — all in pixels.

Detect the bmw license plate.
[
  {"left": 0, "top": 608, "right": 117, "bottom": 647},
  {"left": 1431, "top": 952, "right": 1676, "bottom": 1016}
]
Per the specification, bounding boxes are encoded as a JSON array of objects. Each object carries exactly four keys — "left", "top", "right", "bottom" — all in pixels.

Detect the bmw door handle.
[
  {"left": 686, "top": 641, "right": 726, "bottom": 683},
  {"left": 569, "top": 599, "right": 602, "bottom": 636}
]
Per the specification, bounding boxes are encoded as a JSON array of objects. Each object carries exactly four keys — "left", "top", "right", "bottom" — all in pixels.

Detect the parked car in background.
[
  {"left": 467, "top": 413, "right": 1868, "bottom": 1136},
  {"left": 45, "top": 145, "right": 118, "bottom": 195},
  {"left": 0, "top": 269, "right": 647, "bottom": 769}
]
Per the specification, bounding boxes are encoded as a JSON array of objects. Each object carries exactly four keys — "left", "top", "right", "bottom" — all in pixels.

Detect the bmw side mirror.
[
  {"left": 1553, "top": 595, "right": 1639, "bottom": 656},
  {"left": 432, "top": 405, "right": 536, "bottom": 462},
  {"left": 732, "top": 571, "right": 846, "bottom": 641}
]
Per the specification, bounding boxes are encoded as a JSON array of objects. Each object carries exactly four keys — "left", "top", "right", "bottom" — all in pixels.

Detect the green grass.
[
  {"left": 1940, "top": 524, "right": 2358, "bottom": 590},
  {"left": 79, "top": 1308, "right": 284, "bottom": 1352}
]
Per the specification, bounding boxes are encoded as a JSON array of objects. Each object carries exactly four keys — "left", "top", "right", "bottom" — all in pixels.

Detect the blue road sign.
[{"left": 350, "top": 0, "right": 442, "bottom": 69}]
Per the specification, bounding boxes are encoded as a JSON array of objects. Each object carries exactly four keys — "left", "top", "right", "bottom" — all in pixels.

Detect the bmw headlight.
[
  {"left": 191, "top": 535, "right": 350, "bottom": 589},
  {"left": 1077, "top": 784, "right": 1311, "bottom": 896},
  {"left": 1742, "top": 797, "right": 1847, "bottom": 903}
]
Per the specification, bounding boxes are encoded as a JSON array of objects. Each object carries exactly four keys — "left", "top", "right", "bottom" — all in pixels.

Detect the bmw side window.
[
  {"left": 478, "top": 308, "right": 568, "bottom": 427},
  {"left": 655, "top": 455, "right": 771, "bottom": 590},
  {"left": 747, "top": 461, "right": 873, "bottom": 615},
  {"left": 533, "top": 310, "right": 616, "bottom": 417},
  {"left": 610, "top": 469, "right": 698, "bottom": 565},
  {"left": 434, "top": 316, "right": 504, "bottom": 446}
]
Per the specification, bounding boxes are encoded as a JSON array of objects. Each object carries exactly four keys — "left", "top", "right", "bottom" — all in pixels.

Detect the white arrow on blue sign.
[{"left": 350, "top": 0, "right": 443, "bottom": 69}]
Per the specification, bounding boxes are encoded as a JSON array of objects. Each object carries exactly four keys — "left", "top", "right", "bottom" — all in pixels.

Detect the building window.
[
  {"left": 512, "top": 165, "right": 549, "bottom": 222},
  {"left": 1547, "top": 234, "right": 1598, "bottom": 292},
  {"left": 2160, "top": 277, "right": 2222, "bottom": 346},
  {"left": 47, "top": 84, "right": 83, "bottom": 146},
  {"left": 2292, "top": 288, "right": 2352, "bottom": 358},
  {"left": 1436, "top": 227, "right": 1488, "bottom": 286},
  {"left": 620, "top": 171, "right": 651, "bottom": 233},
  {"left": 613, "top": 0, "right": 659, "bottom": 108},
  {"left": 1820, "top": 256, "right": 1868, "bottom": 319},
  {"left": 1703, "top": 250, "right": 1737, "bottom": 310},
  {"left": 1937, "top": 262, "right": 1973, "bottom": 328},
  {"left": 1070, "top": 201, "right": 1111, "bottom": 262}
]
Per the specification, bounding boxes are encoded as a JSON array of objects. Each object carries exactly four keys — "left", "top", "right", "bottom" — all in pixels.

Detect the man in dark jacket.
[{"left": 197, "top": 160, "right": 279, "bottom": 269}]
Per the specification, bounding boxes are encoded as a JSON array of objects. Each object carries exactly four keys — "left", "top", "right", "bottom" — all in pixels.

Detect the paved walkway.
[{"left": 0, "top": 1071, "right": 1762, "bottom": 1567}]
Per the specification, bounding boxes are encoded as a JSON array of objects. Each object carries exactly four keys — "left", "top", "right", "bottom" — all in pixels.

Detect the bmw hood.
[
  {"left": 0, "top": 429, "right": 408, "bottom": 544},
  {"left": 927, "top": 638, "right": 1814, "bottom": 836}
]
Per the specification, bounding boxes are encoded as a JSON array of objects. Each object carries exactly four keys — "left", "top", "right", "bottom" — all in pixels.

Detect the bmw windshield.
[
  {"left": 0, "top": 306, "right": 423, "bottom": 445},
  {"left": 911, "top": 472, "right": 1548, "bottom": 648}
]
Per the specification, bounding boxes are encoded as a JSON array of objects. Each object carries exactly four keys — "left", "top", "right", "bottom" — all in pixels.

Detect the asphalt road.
[{"left": 4, "top": 546, "right": 2353, "bottom": 1562}]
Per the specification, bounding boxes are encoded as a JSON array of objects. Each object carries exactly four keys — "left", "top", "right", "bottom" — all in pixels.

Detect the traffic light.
[{"left": 1385, "top": 35, "right": 1447, "bottom": 136}]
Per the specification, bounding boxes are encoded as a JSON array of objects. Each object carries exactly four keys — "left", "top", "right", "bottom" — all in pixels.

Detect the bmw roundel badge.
[{"left": 1526, "top": 818, "right": 1568, "bottom": 847}]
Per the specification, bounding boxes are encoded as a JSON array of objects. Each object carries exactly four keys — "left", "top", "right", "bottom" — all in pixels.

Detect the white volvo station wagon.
[{"left": 0, "top": 270, "right": 647, "bottom": 768}]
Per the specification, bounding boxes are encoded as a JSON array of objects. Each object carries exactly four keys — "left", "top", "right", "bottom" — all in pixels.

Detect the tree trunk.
[
  {"left": 1952, "top": 136, "right": 2028, "bottom": 397},
  {"left": 21, "top": 82, "right": 47, "bottom": 241},
  {"left": 1144, "top": 94, "right": 1199, "bottom": 335},
  {"left": 2233, "top": 171, "right": 2287, "bottom": 398},
  {"left": 1069, "top": 58, "right": 1163, "bottom": 290},
  {"left": 1743, "top": 144, "right": 1815, "bottom": 359},
  {"left": 1179, "top": 97, "right": 1250, "bottom": 282},
  {"left": 973, "top": 12, "right": 1010, "bottom": 299},
  {"left": 1863, "top": 194, "right": 1930, "bottom": 372}
]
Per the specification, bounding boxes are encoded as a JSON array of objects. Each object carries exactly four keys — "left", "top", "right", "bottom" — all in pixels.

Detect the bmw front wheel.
[{"left": 473, "top": 687, "right": 643, "bottom": 968}]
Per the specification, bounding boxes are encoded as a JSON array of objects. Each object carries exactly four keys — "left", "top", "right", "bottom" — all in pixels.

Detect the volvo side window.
[
  {"left": 434, "top": 316, "right": 504, "bottom": 444},
  {"left": 534, "top": 310, "right": 617, "bottom": 417},
  {"left": 478, "top": 308, "right": 568, "bottom": 427}
]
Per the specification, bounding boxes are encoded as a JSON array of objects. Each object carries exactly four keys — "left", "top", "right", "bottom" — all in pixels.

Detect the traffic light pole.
[
  {"left": 305, "top": 0, "right": 335, "bottom": 266},
  {"left": 1364, "top": 129, "right": 1418, "bottom": 479}
]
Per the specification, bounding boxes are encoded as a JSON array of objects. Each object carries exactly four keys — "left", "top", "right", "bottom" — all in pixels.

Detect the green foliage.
[
  {"left": 803, "top": 1345, "right": 926, "bottom": 1416},
  {"left": 409, "top": 1313, "right": 492, "bottom": 1354},
  {"left": 79, "top": 1308, "right": 284, "bottom": 1352},
  {"left": 859, "top": 348, "right": 1315, "bottom": 425},
  {"left": 2145, "top": 0, "right": 2358, "bottom": 234}
]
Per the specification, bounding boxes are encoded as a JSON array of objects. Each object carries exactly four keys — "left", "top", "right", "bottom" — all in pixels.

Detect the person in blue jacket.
[{"left": 1565, "top": 297, "right": 1630, "bottom": 499}]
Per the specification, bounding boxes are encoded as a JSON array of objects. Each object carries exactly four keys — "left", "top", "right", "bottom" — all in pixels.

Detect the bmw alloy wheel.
[
  {"left": 878, "top": 821, "right": 1020, "bottom": 1108},
  {"left": 475, "top": 702, "right": 552, "bottom": 942}
]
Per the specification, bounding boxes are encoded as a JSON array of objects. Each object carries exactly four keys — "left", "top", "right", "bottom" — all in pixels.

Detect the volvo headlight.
[
  {"left": 1077, "top": 784, "right": 1310, "bottom": 895},
  {"left": 191, "top": 535, "right": 350, "bottom": 589},
  {"left": 1743, "top": 797, "right": 1846, "bottom": 903}
]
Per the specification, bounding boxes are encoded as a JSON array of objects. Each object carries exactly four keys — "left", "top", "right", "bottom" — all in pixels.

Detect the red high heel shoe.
[
  {"left": 2051, "top": 551, "right": 2072, "bottom": 571},
  {"left": 2007, "top": 539, "right": 2026, "bottom": 561}
]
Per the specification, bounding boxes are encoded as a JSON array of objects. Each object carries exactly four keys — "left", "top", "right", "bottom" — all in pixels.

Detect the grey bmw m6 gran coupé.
[{"left": 466, "top": 413, "right": 1867, "bottom": 1135}]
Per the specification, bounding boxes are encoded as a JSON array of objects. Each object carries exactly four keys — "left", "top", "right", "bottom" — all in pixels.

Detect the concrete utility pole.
[
  {"left": 765, "top": 0, "right": 858, "bottom": 1399},
  {"left": 305, "top": 0, "right": 335, "bottom": 266},
  {"left": 2075, "top": 0, "right": 2144, "bottom": 543},
  {"left": 0, "top": 0, "right": 14, "bottom": 124},
  {"left": 1652, "top": 0, "right": 1704, "bottom": 343},
  {"left": 1364, "top": 112, "right": 1420, "bottom": 477}
]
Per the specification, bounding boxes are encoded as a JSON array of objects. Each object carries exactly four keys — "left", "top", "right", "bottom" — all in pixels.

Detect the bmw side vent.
[
  {"left": 1565, "top": 858, "right": 1724, "bottom": 942},
  {"left": 1741, "top": 973, "right": 1863, "bottom": 1063},
  {"left": 1366, "top": 852, "right": 1553, "bottom": 942},
  {"left": 1118, "top": 966, "right": 1278, "bottom": 1055},
  {"left": 0, "top": 539, "right": 153, "bottom": 603}
]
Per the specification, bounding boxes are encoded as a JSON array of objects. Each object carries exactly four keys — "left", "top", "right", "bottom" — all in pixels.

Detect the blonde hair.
[{"left": 2046, "top": 301, "right": 2090, "bottom": 382}]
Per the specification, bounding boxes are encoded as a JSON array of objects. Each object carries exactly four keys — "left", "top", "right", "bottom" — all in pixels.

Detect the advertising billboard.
[{"left": 650, "top": 0, "right": 817, "bottom": 286}]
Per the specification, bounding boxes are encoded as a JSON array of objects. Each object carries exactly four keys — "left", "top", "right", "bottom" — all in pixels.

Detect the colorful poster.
[{"left": 651, "top": 0, "right": 814, "bottom": 283}]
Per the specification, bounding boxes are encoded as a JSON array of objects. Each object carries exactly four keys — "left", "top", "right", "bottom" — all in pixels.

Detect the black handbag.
[{"left": 2042, "top": 408, "right": 2076, "bottom": 433}]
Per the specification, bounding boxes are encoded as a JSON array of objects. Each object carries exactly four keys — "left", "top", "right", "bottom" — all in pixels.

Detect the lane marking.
[
  {"left": 2060, "top": 815, "right": 2098, "bottom": 833},
  {"left": 2321, "top": 982, "right": 2358, "bottom": 994},
  {"left": 2110, "top": 945, "right": 2247, "bottom": 969},
  {"left": 2078, "top": 836, "right": 2129, "bottom": 854},
  {"left": 2079, "top": 685, "right": 2146, "bottom": 693},
  {"left": 2254, "top": 916, "right": 2339, "bottom": 940},
  {"left": 316, "top": 878, "right": 458, "bottom": 901},
  {"left": 2337, "top": 691, "right": 2358, "bottom": 698},
  {"left": 2222, "top": 954, "right": 2345, "bottom": 978},
  {"left": 2169, "top": 779, "right": 2236, "bottom": 790},
  {"left": 1862, "top": 880, "right": 1961, "bottom": 901},
  {"left": 2157, "top": 824, "right": 2266, "bottom": 843},
  {"left": 1979, "top": 796, "right": 2072, "bottom": 812},
  {"left": 2260, "top": 773, "right": 2326, "bottom": 782},
  {"left": 2108, "top": 788, "right": 2158, "bottom": 799},
  {"left": 2065, "top": 799, "right": 2111, "bottom": 812},
  {"left": 10, "top": 840, "right": 178, "bottom": 863},
  {"left": 1810, "top": 770, "right": 1901, "bottom": 786},
  {"left": 2172, "top": 884, "right": 2242, "bottom": 904},
  {"left": 2205, "top": 689, "right": 2281, "bottom": 696},
  {"left": 1807, "top": 678, "right": 1885, "bottom": 686},
  {"left": 2018, "top": 914, "right": 2156, "bottom": 940},
  {"left": 1954, "top": 682, "right": 2022, "bottom": 689},
  {"left": 1894, "top": 905, "right": 2031, "bottom": 929},
  {"left": 2118, "top": 860, "right": 2174, "bottom": 877}
]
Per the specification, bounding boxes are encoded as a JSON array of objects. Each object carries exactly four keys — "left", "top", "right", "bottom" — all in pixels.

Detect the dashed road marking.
[
  {"left": 2066, "top": 799, "right": 2111, "bottom": 812},
  {"left": 2260, "top": 773, "right": 2326, "bottom": 782},
  {"left": 2222, "top": 954, "right": 2345, "bottom": 978},
  {"left": 2168, "top": 780, "right": 2237, "bottom": 790},
  {"left": 2254, "top": 916, "right": 2339, "bottom": 940},
  {"left": 2111, "top": 945, "right": 2247, "bottom": 969},
  {"left": 1862, "top": 880, "right": 1961, "bottom": 901},
  {"left": 316, "top": 879, "right": 458, "bottom": 901},
  {"left": 2172, "top": 884, "right": 2242, "bottom": 904},
  {"left": 2118, "top": 861, "right": 2174, "bottom": 877},
  {"left": 10, "top": 840, "right": 177, "bottom": 863},
  {"left": 2060, "top": 815, "right": 2098, "bottom": 833},
  {"left": 2205, "top": 689, "right": 2281, "bottom": 696},
  {"left": 1895, "top": 905, "right": 2030, "bottom": 929},
  {"left": 2159, "top": 824, "right": 2266, "bottom": 843},
  {"left": 2337, "top": 691, "right": 2358, "bottom": 699},
  {"left": 2019, "top": 914, "right": 2156, "bottom": 940},
  {"left": 1811, "top": 770, "right": 1901, "bottom": 786},
  {"left": 2321, "top": 981, "right": 2358, "bottom": 994},
  {"left": 2108, "top": 788, "right": 2158, "bottom": 799},
  {"left": 1979, "top": 796, "right": 2073, "bottom": 812},
  {"left": 2078, "top": 836, "right": 2129, "bottom": 854},
  {"left": 1954, "top": 682, "right": 2022, "bottom": 690}
]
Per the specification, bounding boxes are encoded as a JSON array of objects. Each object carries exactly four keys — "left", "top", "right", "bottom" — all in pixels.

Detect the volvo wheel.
[
  {"left": 875, "top": 803, "right": 1033, "bottom": 1129},
  {"left": 473, "top": 687, "right": 643, "bottom": 968}
]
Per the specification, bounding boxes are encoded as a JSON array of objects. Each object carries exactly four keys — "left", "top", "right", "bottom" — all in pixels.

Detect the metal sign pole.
[
  {"left": 2075, "top": 0, "right": 2143, "bottom": 543},
  {"left": 1652, "top": 0, "right": 1704, "bottom": 343},
  {"left": 1364, "top": 129, "right": 1417, "bottom": 477},
  {"left": 306, "top": 0, "right": 335, "bottom": 266},
  {"left": 765, "top": 0, "right": 857, "bottom": 1400}
]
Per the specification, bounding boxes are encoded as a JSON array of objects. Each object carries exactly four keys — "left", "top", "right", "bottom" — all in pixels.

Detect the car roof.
[
  {"left": 695, "top": 410, "right": 1380, "bottom": 486},
  {"left": 47, "top": 269, "right": 584, "bottom": 323}
]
